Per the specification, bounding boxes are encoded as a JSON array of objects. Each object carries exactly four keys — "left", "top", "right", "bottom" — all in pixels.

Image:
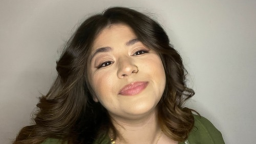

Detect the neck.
[{"left": 109, "top": 109, "right": 162, "bottom": 144}]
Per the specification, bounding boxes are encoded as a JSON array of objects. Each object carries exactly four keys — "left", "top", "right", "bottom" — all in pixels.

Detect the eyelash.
[
  {"left": 132, "top": 50, "right": 149, "bottom": 56},
  {"left": 97, "top": 61, "right": 114, "bottom": 69},
  {"left": 97, "top": 50, "right": 149, "bottom": 69}
]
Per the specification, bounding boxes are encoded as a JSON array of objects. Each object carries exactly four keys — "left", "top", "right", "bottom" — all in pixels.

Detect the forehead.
[{"left": 91, "top": 24, "right": 137, "bottom": 50}]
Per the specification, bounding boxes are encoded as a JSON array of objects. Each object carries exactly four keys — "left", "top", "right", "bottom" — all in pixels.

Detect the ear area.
[{"left": 93, "top": 96, "right": 99, "bottom": 102}]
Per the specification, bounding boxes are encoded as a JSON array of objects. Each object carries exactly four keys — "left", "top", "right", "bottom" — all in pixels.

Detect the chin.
[{"left": 123, "top": 102, "right": 157, "bottom": 117}]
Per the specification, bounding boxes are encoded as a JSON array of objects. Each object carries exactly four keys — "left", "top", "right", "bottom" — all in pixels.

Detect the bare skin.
[
  {"left": 89, "top": 24, "right": 178, "bottom": 144},
  {"left": 110, "top": 109, "right": 178, "bottom": 144}
]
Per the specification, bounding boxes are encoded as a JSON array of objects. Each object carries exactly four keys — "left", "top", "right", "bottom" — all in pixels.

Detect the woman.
[{"left": 14, "top": 7, "right": 225, "bottom": 144}]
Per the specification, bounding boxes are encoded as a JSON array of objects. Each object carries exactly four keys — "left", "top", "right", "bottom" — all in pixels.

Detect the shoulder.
[
  {"left": 186, "top": 115, "right": 225, "bottom": 144},
  {"left": 41, "top": 138, "right": 65, "bottom": 144}
]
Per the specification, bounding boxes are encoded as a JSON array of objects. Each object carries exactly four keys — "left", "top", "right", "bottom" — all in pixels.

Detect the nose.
[{"left": 117, "top": 58, "right": 139, "bottom": 78}]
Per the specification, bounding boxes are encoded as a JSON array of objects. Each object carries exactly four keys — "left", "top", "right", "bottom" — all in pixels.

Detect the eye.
[
  {"left": 97, "top": 61, "right": 113, "bottom": 69},
  {"left": 133, "top": 50, "right": 149, "bottom": 56}
]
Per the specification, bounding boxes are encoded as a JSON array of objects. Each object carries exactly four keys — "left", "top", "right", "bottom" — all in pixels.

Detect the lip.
[{"left": 119, "top": 81, "right": 149, "bottom": 96}]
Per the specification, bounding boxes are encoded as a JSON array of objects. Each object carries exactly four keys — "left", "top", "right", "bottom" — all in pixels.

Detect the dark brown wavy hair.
[{"left": 13, "top": 7, "right": 195, "bottom": 144}]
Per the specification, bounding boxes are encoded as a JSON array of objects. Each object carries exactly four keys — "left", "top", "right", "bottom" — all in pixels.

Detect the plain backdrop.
[{"left": 1, "top": 0, "right": 256, "bottom": 144}]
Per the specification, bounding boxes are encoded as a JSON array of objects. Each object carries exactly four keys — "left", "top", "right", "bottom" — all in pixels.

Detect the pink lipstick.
[{"left": 119, "top": 81, "right": 148, "bottom": 96}]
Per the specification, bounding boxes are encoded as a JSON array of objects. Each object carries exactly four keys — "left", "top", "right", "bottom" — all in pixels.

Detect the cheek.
[
  {"left": 144, "top": 55, "right": 165, "bottom": 77},
  {"left": 144, "top": 55, "right": 166, "bottom": 92},
  {"left": 90, "top": 70, "right": 116, "bottom": 101}
]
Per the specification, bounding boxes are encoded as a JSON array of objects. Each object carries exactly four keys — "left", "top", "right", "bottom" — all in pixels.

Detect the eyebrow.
[
  {"left": 90, "top": 47, "right": 112, "bottom": 62},
  {"left": 90, "top": 38, "right": 140, "bottom": 61},
  {"left": 126, "top": 38, "right": 139, "bottom": 46}
]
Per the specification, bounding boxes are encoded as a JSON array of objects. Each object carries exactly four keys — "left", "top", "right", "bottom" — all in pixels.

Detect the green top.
[{"left": 42, "top": 115, "right": 225, "bottom": 144}]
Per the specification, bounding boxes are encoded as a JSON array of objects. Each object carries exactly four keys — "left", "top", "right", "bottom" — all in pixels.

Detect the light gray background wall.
[{"left": 1, "top": 0, "right": 255, "bottom": 144}]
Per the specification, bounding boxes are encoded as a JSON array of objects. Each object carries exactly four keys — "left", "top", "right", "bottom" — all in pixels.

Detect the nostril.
[
  {"left": 132, "top": 66, "right": 139, "bottom": 73},
  {"left": 118, "top": 65, "right": 139, "bottom": 78}
]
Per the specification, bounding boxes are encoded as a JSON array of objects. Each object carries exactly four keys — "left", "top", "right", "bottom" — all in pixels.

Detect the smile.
[{"left": 119, "top": 81, "right": 149, "bottom": 96}]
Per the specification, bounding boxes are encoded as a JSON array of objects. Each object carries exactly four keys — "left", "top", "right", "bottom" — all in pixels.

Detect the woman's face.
[{"left": 88, "top": 24, "right": 166, "bottom": 119}]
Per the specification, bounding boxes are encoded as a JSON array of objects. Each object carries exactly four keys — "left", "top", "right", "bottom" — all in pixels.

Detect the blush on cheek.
[{"left": 92, "top": 71, "right": 115, "bottom": 100}]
